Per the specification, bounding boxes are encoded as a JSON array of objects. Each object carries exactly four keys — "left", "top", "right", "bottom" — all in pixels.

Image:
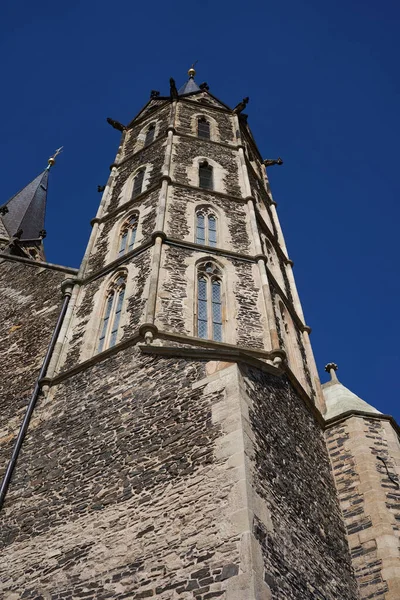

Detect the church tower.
[{"left": 0, "top": 69, "right": 361, "bottom": 598}]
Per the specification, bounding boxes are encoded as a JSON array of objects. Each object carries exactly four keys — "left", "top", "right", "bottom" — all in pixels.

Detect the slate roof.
[
  {"left": 0, "top": 169, "right": 49, "bottom": 240},
  {"left": 178, "top": 77, "right": 201, "bottom": 96}
]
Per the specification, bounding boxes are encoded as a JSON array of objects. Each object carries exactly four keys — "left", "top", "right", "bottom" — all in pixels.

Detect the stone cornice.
[
  {"left": 0, "top": 253, "right": 78, "bottom": 275},
  {"left": 172, "top": 181, "right": 246, "bottom": 203},
  {"left": 80, "top": 240, "right": 153, "bottom": 284},
  {"left": 324, "top": 410, "right": 400, "bottom": 437},
  {"left": 140, "top": 342, "right": 323, "bottom": 427},
  {"left": 43, "top": 325, "right": 321, "bottom": 429},
  {"left": 166, "top": 237, "right": 254, "bottom": 263},
  {"left": 46, "top": 332, "right": 143, "bottom": 386},
  {"left": 42, "top": 328, "right": 283, "bottom": 387},
  {"left": 91, "top": 182, "right": 162, "bottom": 226},
  {"left": 174, "top": 131, "right": 238, "bottom": 151},
  {"left": 110, "top": 134, "right": 166, "bottom": 170},
  {"left": 153, "top": 329, "right": 285, "bottom": 362}
]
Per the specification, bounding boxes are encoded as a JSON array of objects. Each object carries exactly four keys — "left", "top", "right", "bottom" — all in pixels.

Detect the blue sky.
[{"left": 1, "top": 1, "right": 399, "bottom": 420}]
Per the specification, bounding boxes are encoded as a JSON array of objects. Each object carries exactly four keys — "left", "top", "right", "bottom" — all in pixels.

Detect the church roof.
[
  {"left": 0, "top": 169, "right": 49, "bottom": 240},
  {"left": 178, "top": 77, "right": 201, "bottom": 96},
  {"left": 322, "top": 363, "right": 381, "bottom": 421}
]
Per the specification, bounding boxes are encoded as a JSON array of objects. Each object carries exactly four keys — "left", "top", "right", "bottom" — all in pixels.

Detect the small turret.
[{"left": 322, "top": 362, "right": 381, "bottom": 420}]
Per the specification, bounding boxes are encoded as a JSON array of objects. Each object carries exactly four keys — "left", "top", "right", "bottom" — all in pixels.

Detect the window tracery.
[
  {"left": 195, "top": 208, "right": 217, "bottom": 247},
  {"left": 97, "top": 273, "right": 127, "bottom": 353},
  {"left": 118, "top": 214, "right": 138, "bottom": 256},
  {"left": 197, "top": 261, "right": 223, "bottom": 342}
]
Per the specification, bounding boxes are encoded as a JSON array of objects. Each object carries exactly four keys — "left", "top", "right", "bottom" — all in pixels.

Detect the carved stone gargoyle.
[
  {"left": 106, "top": 117, "right": 126, "bottom": 132},
  {"left": 150, "top": 90, "right": 160, "bottom": 99},
  {"left": 97, "top": 185, "right": 106, "bottom": 193},
  {"left": 233, "top": 97, "right": 249, "bottom": 114},
  {"left": 263, "top": 158, "right": 283, "bottom": 167}
]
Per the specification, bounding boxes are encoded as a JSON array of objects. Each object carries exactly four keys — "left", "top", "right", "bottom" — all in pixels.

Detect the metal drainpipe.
[{"left": 0, "top": 279, "right": 74, "bottom": 511}]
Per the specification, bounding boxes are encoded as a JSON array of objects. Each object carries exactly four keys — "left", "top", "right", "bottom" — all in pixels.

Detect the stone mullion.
[
  {"left": 144, "top": 101, "right": 177, "bottom": 333},
  {"left": 234, "top": 116, "right": 279, "bottom": 352}
]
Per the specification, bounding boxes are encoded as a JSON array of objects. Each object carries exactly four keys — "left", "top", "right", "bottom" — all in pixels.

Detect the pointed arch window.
[
  {"left": 118, "top": 214, "right": 138, "bottom": 256},
  {"left": 144, "top": 124, "right": 155, "bottom": 146},
  {"left": 196, "top": 210, "right": 217, "bottom": 247},
  {"left": 197, "top": 117, "right": 210, "bottom": 140},
  {"left": 262, "top": 235, "right": 275, "bottom": 266},
  {"left": 132, "top": 170, "right": 145, "bottom": 199},
  {"left": 97, "top": 274, "right": 127, "bottom": 353},
  {"left": 199, "top": 161, "right": 213, "bottom": 190},
  {"left": 197, "top": 262, "right": 223, "bottom": 341}
]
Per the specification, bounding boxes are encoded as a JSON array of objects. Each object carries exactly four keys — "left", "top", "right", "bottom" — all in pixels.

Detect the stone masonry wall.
[
  {"left": 166, "top": 186, "right": 252, "bottom": 255},
  {"left": 0, "top": 259, "right": 72, "bottom": 495},
  {"left": 326, "top": 416, "right": 400, "bottom": 599},
  {"left": 242, "top": 365, "right": 359, "bottom": 599},
  {"left": 155, "top": 245, "right": 266, "bottom": 349},
  {"left": 0, "top": 350, "right": 240, "bottom": 599},
  {"left": 176, "top": 102, "right": 236, "bottom": 146},
  {"left": 60, "top": 248, "right": 152, "bottom": 372},
  {"left": 172, "top": 138, "right": 241, "bottom": 198},
  {"left": 87, "top": 189, "right": 158, "bottom": 275},
  {"left": 1, "top": 346, "right": 359, "bottom": 600}
]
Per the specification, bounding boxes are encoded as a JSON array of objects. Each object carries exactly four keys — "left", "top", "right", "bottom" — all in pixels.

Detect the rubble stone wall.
[{"left": 326, "top": 416, "right": 400, "bottom": 599}]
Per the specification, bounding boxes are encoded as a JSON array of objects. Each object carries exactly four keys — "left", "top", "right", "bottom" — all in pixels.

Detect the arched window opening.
[
  {"left": 196, "top": 210, "right": 217, "bottom": 247},
  {"left": 144, "top": 124, "right": 155, "bottom": 146},
  {"left": 197, "top": 262, "right": 223, "bottom": 342},
  {"left": 279, "top": 302, "right": 290, "bottom": 336},
  {"left": 97, "top": 274, "right": 127, "bottom": 353},
  {"left": 262, "top": 237, "right": 275, "bottom": 266},
  {"left": 118, "top": 214, "right": 138, "bottom": 256},
  {"left": 197, "top": 117, "right": 210, "bottom": 140},
  {"left": 278, "top": 300, "right": 303, "bottom": 382},
  {"left": 132, "top": 170, "right": 145, "bottom": 199},
  {"left": 199, "top": 161, "right": 213, "bottom": 190}
]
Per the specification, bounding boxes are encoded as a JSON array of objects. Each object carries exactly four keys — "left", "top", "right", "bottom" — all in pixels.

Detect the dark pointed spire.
[
  {"left": 0, "top": 169, "right": 50, "bottom": 241},
  {"left": 0, "top": 148, "right": 62, "bottom": 260},
  {"left": 178, "top": 63, "right": 201, "bottom": 96}
]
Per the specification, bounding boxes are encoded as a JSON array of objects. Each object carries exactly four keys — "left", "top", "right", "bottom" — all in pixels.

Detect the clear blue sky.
[{"left": 1, "top": 1, "right": 399, "bottom": 420}]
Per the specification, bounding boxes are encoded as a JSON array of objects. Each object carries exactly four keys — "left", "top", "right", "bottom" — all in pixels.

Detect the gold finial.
[
  {"left": 188, "top": 61, "right": 198, "bottom": 79},
  {"left": 47, "top": 146, "right": 63, "bottom": 168}
]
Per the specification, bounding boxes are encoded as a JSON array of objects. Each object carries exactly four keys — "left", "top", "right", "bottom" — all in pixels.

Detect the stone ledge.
[
  {"left": 0, "top": 253, "right": 78, "bottom": 274},
  {"left": 324, "top": 410, "right": 400, "bottom": 435}
]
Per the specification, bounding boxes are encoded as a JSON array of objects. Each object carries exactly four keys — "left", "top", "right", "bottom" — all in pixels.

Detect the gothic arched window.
[
  {"left": 197, "top": 261, "right": 223, "bottom": 342},
  {"left": 97, "top": 274, "right": 127, "bottom": 353},
  {"left": 144, "top": 124, "right": 155, "bottom": 146},
  {"left": 118, "top": 214, "right": 138, "bottom": 256},
  {"left": 197, "top": 117, "right": 210, "bottom": 140},
  {"left": 199, "top": 161, "right": 213, "bottom": 190},
  {"left": 196, "top": 210, "right": 217, "bottom": 247},
  {"left": 132, "top": 170, "right": 145, "bottom": 199},
  {"left": 262, "top": 236, "right": 275, "bottom": 266}
]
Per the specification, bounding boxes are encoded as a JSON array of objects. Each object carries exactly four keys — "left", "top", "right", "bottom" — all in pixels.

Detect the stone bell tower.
[{"left": 0, "top": 68, "right": 359, "bottom": 599}]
